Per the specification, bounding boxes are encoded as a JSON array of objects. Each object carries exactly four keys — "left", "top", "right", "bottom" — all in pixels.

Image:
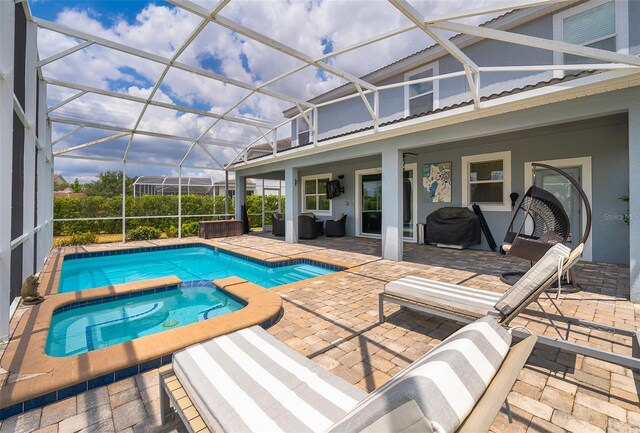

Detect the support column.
[
  {"left": 284, "top": 166, "right": 299, "bottom": 244},
  {"left": 36, "top": 80, "right": 48, "bottom": 268},
  {"left": 121, "top": 161, "right": 126, "bottom": 243},
  {"left": 21, "top": 20, "right": 38, "bottom": 280},
  {"left": 630, "top": 104, "right": 640, "bottom": 302},
  {"left": 261, "top": 179, "right": 265, "bottom": 231},
  {"left": 0, "top": 0, "right": 15, "bottom": 341},
  {"left": 235, "top": 175, "right": 246, "bottom": 221},
  {"left": 224, "top": 170, "right": 229, "bottom": 219},
  {"left": 381, "top": 147, "right": 403, "bottom": 261},
  {"left": 178, "top": 166, "right": 182, "bottom": 238}
]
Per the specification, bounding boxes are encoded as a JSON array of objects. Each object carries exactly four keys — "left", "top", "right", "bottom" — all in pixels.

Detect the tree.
[
  {"left": 70, "top": 178, "right": 83, "bottom": 193},
  {"left": 84, "top": 171, "right": 136, "bottom": 197},
  {"left": 53, "top": 181, "right": 69, "bottom": 192}
]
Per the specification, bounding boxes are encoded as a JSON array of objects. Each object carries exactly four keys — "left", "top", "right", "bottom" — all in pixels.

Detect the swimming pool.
[
  {"left": 59, "top": 244, "right": 339, "bottom": 293},
  {"left": 46, "top": 282, "right": 245, "bottom": 357}
]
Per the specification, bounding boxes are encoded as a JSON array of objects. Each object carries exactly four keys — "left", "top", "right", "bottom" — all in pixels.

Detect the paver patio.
[{"left": 0, "top": 235, "right": 637, "bottom": 433}]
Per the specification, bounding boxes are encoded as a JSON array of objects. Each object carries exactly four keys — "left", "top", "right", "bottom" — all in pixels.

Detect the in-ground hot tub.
[{"left": 46, "top": 281, "right": 245, "bottom": 357}]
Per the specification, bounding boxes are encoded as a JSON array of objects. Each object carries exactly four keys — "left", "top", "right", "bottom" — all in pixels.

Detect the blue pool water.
[
  {"left": 59, "top": 246, "right": 336, "bottom": 293},
  {"left": 46, "top": 283, "right": 245, "bottom": 357}
]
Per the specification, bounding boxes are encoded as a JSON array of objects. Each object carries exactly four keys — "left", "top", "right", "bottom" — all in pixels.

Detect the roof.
[
  {"left": 212, "top": 179, "right": 257, "bottom": 186},
  {"left": 239, "top": 70, "right": 598, "bottom": 164},
  {"left": 133, "top": 176, "right": 214, "bottom": 186},
  {"left": 282, "top": 1, "right": 578, "bottom": 117},
  {"left": 134, "top": 176, "right": 256, "bottom": 186}
]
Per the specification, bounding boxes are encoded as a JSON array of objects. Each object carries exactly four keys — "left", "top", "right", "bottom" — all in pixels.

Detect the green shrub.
[
  {"left": 181, "top": 221, "right": 199, "bottom": 237},
  {"left": 127, "top": 226, "right": 162, "bottom": 241},
  {"left": 165, "top": 226, "right": 178, "bottom": 238},
  {"left": 53, "top": 193, "right": 285, "bottom": 235},
  {"left": 68, "top": 232, "right": 98, "bottom": 246}
]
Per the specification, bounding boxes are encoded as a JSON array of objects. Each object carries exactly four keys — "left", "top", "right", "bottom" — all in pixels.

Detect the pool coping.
[
  {"left": 0, "top": 275, "right": 282, "bottom": 415},
  {"left": 39, "top": 239, "right": 351, "bottom": 297},
  {"left": 0, "top": 238, "right": 356, "bottom": 416}
]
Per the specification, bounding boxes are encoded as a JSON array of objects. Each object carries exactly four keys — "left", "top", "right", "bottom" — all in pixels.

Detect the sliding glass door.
[
  {"left": 356, "top": 164, "right": 416, "bottom": 241},
  {"left": 361, "top": 173, "right": 382, "bottom": 235}
]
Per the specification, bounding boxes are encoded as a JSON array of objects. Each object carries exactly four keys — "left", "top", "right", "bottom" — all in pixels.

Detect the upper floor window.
[
  {"left": 297, "top": 117, "right": 310, "bottom": 146},
  {"left": 404, "top": 62, "right": 439, "bottom": 117},
  {"left": 553, "top": 0, "right": 628, "bottom": 68},
  {"left": 461, "top": 151, "right": 511, "bottom": 212}
]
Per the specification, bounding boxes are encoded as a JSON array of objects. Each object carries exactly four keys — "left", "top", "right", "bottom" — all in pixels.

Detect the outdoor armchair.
[
  {"left": 298, "top": 213, "right": 323, "bottom": 239},
  {"left": 325, "top": 214, "right": 347, "bottom": 237},
  {"left": 272, "top": 213, "right": 285, "bottom": 237}
]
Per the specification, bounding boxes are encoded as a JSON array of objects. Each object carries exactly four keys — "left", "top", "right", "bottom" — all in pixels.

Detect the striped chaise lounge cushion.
[
  {"left": 172, "top": 325, "right": 367, "bottom": 433},
  {"left": 327, "top": 316, "right": 512, "bottom": 433},
  {"left": 494, "top": 243, "right": 571, "bottom": 315},
  {"left": 384, "top": 275, "right": 503, "bottom": 318}
]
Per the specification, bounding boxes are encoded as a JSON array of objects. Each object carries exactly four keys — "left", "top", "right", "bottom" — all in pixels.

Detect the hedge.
[{"left": 54, "top": 194, "right": 285, "bottom": 236}]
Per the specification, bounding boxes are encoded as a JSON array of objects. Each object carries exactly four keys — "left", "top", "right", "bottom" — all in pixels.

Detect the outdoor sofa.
[{"left": 160, "top": 315, "right": 536, "bottom": 433}]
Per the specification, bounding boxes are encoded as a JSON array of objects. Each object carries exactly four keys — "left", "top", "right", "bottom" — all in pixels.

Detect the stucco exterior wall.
[{"left": 291, "top": 1, "right": 638, "bottom": 144}]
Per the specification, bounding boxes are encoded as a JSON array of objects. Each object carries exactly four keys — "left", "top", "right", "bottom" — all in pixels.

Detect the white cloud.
[{"left": 39, "top": 0, "right": 510, "bottom": 181}]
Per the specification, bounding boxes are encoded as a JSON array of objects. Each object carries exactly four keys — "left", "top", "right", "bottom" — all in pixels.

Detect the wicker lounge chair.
[
  {"left": 160, "top": 316, "right": 536, "bottom": 433},
  {"left": 380, "top": 243, "right": 581, "bottom": 325}
]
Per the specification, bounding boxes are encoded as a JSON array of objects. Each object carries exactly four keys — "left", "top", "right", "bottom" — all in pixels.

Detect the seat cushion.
[
  {"left": 495, "top": 243, "right": 571, "bottom": 316},
  {"left": 327, "top": 316, "right": 512, "bottom": 433},
  {"left": 384, "top": 276, "right": 502, "bottom": 319},
  {"left": 173, "top": 326, "right": 367, "bottom": 433}
]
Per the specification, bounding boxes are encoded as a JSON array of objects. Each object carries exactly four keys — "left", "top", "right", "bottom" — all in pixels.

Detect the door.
[
  {"left": 361, "top": 172, "right": 382, "bottom": 236},
  {"left": 534, "top": 166, "right": 582, "bottom": 250},
  {"left": 356, "top": 165, "right": 417, "bottom": 241}
]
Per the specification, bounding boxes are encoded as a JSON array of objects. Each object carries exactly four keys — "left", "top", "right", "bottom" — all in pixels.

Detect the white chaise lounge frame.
[{"left": 379, "top": 243, "right": 640, "bottom": 373}]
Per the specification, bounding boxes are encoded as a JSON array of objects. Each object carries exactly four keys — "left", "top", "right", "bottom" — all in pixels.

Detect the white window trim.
[
  {"left": 461, "top": 150, "right": 512, "bottom": 212},
  {"left": 552, "top": 0, "right": 629, "bottom": 78},
  {"left": 294, "top": 115, "right": 312, "bottom": 146},
  {"left": 404, "top": 61, "right": 439, "bottom": 117},
  {"left": 301, "top": 173, "right": 332, "bottom": 216}
]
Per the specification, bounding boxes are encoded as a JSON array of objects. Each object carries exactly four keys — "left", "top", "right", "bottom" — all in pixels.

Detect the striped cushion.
[
  {"left": 495, "top": 243, "right": 571, "bottom": 315},
  {"left": 327, "top": 316, "right": 511, "bottom": 433},
  {"left": 172, "top": 326, "right": 367, "bottom": 433},
  {"left": 384, "top": 276, "right": 502, "bottom": 318}
]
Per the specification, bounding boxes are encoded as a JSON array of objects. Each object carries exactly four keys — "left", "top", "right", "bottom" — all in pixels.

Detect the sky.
[{"left": 31, "top": 0, "right": 512, "bottom": 183}]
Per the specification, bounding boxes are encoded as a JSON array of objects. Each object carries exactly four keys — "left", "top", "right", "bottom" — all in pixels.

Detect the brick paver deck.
[{"left": 1, "top": 235, "right": 637, "bottom": 433}]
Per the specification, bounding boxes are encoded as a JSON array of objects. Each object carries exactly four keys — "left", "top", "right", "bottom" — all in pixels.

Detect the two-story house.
[{"left": 229, "top": 0, "right": 640, "bottom": 298}]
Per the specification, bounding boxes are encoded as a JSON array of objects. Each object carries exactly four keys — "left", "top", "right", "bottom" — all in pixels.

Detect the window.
[
  {"left": 553, "top": 0, "right": 629, "bottom": 70},
  {"left": 462, "top": 151, "right": 511, "bottom": 212},
  {"left": 297, "top": 117, "right": 310, "bottom": 146},
  {"left": 404, "top": 62, "right": 439, "bottom": 116},
  {"left": 301, "top": 174, "right": 331, "bottom": 215}
]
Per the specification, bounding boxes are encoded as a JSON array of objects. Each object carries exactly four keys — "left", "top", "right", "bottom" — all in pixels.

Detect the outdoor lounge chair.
[
  {"left": 160, "top": 316, "right": 536, "bottom": 433},
  {"left": 380, "top": 243, "right": 581, "bottom": 326}
]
